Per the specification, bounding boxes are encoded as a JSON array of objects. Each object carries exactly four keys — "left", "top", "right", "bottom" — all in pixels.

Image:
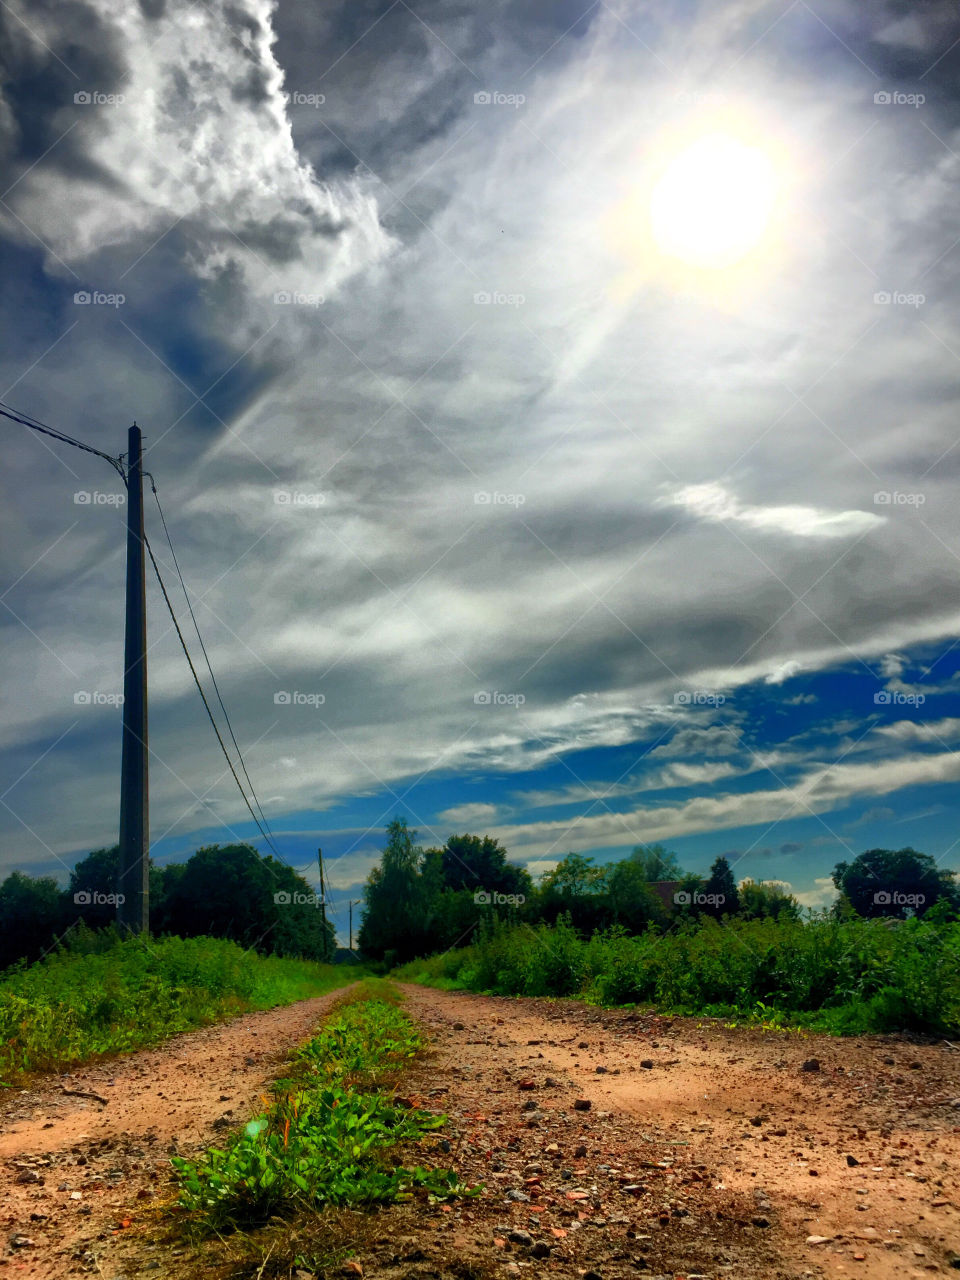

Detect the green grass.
[
  {"left": 0, "top": 930, "right": 357, "bottom": 1081},
  {"left": 394, "top": 913, "right": 960, "bottom": 1036},
  {"left": 172, "top": 983, "right": 472, "bottom": 1231}
]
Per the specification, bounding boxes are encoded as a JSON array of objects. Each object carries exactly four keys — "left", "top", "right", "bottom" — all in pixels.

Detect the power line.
[
  {"left": 1, "top": 398, "right": 328, "bottom": 906},
  {"left": 146, "top": 476, "right": 282, "bottom": 855},
  {"left": 0, "top": 400, "right": 126, "bottom": 477}
]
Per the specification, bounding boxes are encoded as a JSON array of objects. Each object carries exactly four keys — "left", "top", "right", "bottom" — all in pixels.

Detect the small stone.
[
  {"left": 575, "top": 1144, "right": 588, "bottom": 1157},
  {"left": 507, "top": 1229, "right": 533, "bottom": 1246},
  {"left": 531, "top": 1241, "right": 551, "bottom": 1258},
  {"left": 596, "top": 1066, "right": 608, "bottom": 1074},
  {"left": 846, "top": 1155, "right": 860, "bottom": 1167},
  {"left": 583, "top": 1271, "right": 603, "bottom": 1280},
  {"left": 640, "top": 1059, "right": 654, "bottom": 1069},
  {"left": 806, "top": 1234, "right": 833, "bottom": 1244},
  {"left": 453, "top": 1022, "right": 465, "bottom": 1031},
  {"left": 800, "top": 1059, "right": 820, "bottom": 1073},
  {"left": 573, "top": 1098, "right": 592, "bottom": 1111},
  {"left": 578, "top": 1042, "right": 589, "bottom": 1049},
  {"left": 9, "top": 1236, "right": 34, "bottom": 1249},
  {"left": 752, "top": 1216, "right": 771, "bottom": 1228}
]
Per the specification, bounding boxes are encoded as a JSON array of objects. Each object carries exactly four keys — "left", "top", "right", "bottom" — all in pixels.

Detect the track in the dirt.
[{"left": 1, "top": 983, "right": 959, "bottom": 1279}]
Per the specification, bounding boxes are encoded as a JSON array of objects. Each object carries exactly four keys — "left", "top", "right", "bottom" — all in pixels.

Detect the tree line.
[
  {"left": 357, "top": 818, "right": 960, "bottom": 965},
  {"left": 0, "top": 843, "right": 335, "bottom": 971}
]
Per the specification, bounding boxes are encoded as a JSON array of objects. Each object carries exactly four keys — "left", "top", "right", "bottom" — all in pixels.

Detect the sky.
[{"left": 2, "top": 0, "right": 960, "bottom": 941}]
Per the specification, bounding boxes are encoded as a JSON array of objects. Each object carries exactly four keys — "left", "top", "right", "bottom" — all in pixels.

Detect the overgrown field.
[
  {"left": 394, "top": 914, "right": 960, "bottom": 1035},
  {"left": 0, "top": 929, "right": 355, "bottom": 1080},
  {"left": 172, "top": 981, "right": 468, "bottom": 1231}
]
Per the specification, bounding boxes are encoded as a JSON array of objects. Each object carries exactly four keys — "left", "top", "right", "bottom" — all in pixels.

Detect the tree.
[
  {"left": 702, "top": 856, "right": 740, "bottom": 918},
  {"left": 604, "top": 859, "right": 665, "bottom": 931},
  {"left": 738, "top": 878, "right": 801, "bottom": 922},
  {"left": 832, "top": 848, "right": 959, "bottom": 919},
  {"left": 440, "top": 833, "right": 530, "bottom": 898},
  {"left": 0, "top": 872, "right": 64, "bottom": 969},
  {"left": 537, "top": 853, "right": 610, "bottom": 931},
  {"left": 629, "top": 843, "right": 682, "bottom": 882},
  {"left": 358, "top": 819, "right": 431, "bottom": 964}
]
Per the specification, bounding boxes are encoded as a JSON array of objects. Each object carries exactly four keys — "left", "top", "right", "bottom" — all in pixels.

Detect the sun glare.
[{"left": 650, "top": 133, "right": 778, "bottom": 269}]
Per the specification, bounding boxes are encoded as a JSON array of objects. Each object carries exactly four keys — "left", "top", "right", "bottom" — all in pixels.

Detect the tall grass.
[
  {"left": 394, "top": 913, "right": 960, "bottom": 1035},
  {"left": 0, "top": 927, "right": 355, "bottom": 1080}
]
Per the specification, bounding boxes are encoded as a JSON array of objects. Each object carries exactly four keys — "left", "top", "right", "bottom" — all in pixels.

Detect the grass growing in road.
[
  {"left": 171, "top": 981, "right": 471, "bottom": 1232},
  {"left": 0, "top": 931, "right": 354, "bottom": 1081}
]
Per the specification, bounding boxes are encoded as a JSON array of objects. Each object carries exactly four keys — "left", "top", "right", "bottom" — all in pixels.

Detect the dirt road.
[{"left": 1, "top": 983, "right": 958, "bottom": 1278}]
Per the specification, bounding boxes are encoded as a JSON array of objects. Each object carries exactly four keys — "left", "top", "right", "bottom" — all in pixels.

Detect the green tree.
[
  {"left": 702, "top": 856, "right": 740, "bottom": 918},
  {"left": 0, "top": 872, "right": 64, "bottom": 969},
  {"left": 738, "top": 877, "right": 801, "bottom": 922},
  {"left": 603, "top": 859, "right": 665, "bottom": 931},
  {"left": 358, "top": 819, "right": 432, "bottom": 964},
  {"left": 832, "top": 848, "right": 959, "bottom": 919},
  {"left": 629, "top": 843, "right": 682, "bottom": 881}
]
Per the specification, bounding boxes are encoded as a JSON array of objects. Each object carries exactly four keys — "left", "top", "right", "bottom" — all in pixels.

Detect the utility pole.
[
  {"left": 117, "top": 424, "right": 149, "bottom": 935},
  {"left": 348, "top": 898, "right": 362, "bottom": 951},
  {"left": 317, "top": 847, "right": 329, "bottom": 960}
]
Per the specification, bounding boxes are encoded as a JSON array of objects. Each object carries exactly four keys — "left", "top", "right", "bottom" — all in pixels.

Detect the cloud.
[
  {"left": 793, "top": 877, "right": 838, "bottom": 911},
  {"left": 665, "top": 483, "right": 884, "bottom": 540},
  {"left": 766, "top": 660, "right": 801, "bottom": 685},
  {"left": 436, "top": 802, "right": 499, "bottom": 826}
]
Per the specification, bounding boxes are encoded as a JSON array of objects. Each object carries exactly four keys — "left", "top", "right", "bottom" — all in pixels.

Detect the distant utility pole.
[
  {"left": 117, "top": 424, "right": 149, "bottom": 935},
  {"left": 317, "top": 847, "right": 329, "bottom": 960},
  {"left": 348, "top": 898, "right": 362, "bottom": 951}
]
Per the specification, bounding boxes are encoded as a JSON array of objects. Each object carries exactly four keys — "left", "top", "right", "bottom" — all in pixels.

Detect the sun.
[{"left": 649, "top": 132, "right": 778, "bottom": 270}]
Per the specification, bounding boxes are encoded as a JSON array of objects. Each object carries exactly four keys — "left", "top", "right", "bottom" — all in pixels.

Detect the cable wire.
[
  {"left": 0, "top": 400, "right": 126, "bottom": 476},
  {"left": 146, "top": 476, "right": 281, "bottom": 852}
]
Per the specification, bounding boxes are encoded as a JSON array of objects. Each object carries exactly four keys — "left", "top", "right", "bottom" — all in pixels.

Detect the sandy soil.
[{"left": 1, "top": 983, "right": 958, "bottom": 1279}]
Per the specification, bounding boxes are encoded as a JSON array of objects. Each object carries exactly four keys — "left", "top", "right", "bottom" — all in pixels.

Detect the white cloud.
[
  {"left": 436, "top": 802, "right": 499, "bottom": 826},
  {"left": 666, "top": 482, "right": 884, "bottom": 540}
]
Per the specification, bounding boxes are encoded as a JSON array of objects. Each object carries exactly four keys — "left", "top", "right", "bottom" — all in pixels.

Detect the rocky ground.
[{"left": 1, "top": 983, "right": 959, "bottom": 1279}]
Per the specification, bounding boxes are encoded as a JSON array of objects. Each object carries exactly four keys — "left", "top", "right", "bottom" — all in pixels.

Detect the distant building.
[{"left": 648, "top": 881, "right": 682, "bottom": 912}]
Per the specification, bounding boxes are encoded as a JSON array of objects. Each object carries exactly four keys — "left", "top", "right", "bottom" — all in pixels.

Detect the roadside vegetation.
[
  {"left": 171, "top": 981, "right": 470, "bottom": 1234},
  {"left": 0, "top": 929, "right": 352, "bottom": 1081},
  {"left": 365, "top": 819, "right": 960, "bottom": 1036}
]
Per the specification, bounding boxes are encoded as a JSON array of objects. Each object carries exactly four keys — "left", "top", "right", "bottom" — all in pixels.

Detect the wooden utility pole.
[{"left": 117, "top": 424, "right": 149, "bottom": 934}]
